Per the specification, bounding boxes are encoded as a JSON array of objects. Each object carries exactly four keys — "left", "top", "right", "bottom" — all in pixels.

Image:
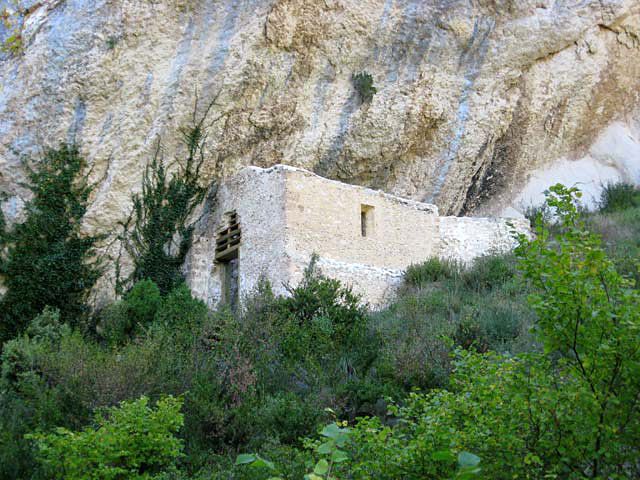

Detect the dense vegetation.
[
  {"left": 0, "top": 145, "right": 102, "bottom": 343},
  {"left": 1, "top": 143, "right": 640, "bottom": 479}
]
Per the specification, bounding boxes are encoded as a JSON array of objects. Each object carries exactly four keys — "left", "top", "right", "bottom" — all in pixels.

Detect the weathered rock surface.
[{"left": 1, "top": 0, "right": 639, "bottom": 230}]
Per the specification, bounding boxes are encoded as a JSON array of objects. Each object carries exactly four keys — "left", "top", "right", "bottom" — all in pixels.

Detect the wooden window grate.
[{"left": 215, "top": 212, "right": 241, "bottom": 261}]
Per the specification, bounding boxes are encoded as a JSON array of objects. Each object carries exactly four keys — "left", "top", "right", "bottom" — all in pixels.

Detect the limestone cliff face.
[{"left": 1, "top": 0, "right": 639, "bottom": 233}]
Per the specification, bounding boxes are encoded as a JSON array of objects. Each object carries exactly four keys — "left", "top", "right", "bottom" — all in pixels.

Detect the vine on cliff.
[
  {"left": 0, "top": 145, "right": 103, "bottom": 344},
  {"left": 118, "top": 97, "right": 221, "bottom": 295}
]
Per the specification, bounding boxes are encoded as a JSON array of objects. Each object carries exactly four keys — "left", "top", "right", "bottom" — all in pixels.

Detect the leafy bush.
[
  {"left": 96, "top": 300, "right": 132, "bottom": 346},
  {"left": 376, "top": 253, "right": 534, "bottom": 389},
  {"left": 275, "top": 258, "right": 369, "bottom": 360},
  {"left": 352, "top": 71, "right": 377, "bottom": 104},
  {"left": 126, "top": 279, "right": 162, "bottom": 329},
  {"left": 0, "top": 282, "right": 216, "bottom": 479},
  {"left": 154, "top": 283, "right": 209, "bottom": 331},
  {"left": 459, "top": 254, "right": 515, "bottom": 291},
  {"left": 404, "top": 257, "right": 460, "bottom": 287},
  {"left": 0, "top": 144, "right": 102, "bottom": 343},
  {"left": 97, "top": 279, "right": 162, "bottom": 345},
  {"left": 3, "top": 180, "right": 640, "bottom": 480},
  {"left": 237, "top": 415, "right": 482, "bottom": 480},
  {"left": 514, "top": 184, "right": 640, "bottom": 477},
  {"left": 0, "top": 308, "right": 76, "bottom": 479},
  {"left": 28, "top": 396, "right": 184, "bottom": 480},
  {"left": 598, "top": 181, "right": 640, "bottom": 213}
]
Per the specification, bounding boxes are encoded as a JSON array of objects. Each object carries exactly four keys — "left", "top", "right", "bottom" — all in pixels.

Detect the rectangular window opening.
[{"left": 360, "top": 204, "right": 375, "bottom": 237}]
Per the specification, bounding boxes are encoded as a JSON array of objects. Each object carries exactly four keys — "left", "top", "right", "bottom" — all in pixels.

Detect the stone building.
[{"left": 186, "top": 165, "right": 529, "bottom": 309}]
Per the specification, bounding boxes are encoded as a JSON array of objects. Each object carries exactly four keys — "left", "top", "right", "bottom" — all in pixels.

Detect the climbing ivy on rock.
[
  {"left": 119, "top": 102, "right": 216, "bottom": 295},
  {"left": 0, "top": 144, "right": 103, "bottom": 344}
]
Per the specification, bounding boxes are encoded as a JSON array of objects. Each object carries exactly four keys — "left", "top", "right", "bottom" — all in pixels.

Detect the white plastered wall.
[{"left": 186, "top": 166, "right": 290, "bottom": 307}]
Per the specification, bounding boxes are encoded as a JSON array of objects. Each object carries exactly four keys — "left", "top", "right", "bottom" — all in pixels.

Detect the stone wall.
[
  {"left": 186, "top": 165, "right": 529, "bottom": 309},
  {"left": 186, "top": 166, "right": 290, "bottom": 306}
]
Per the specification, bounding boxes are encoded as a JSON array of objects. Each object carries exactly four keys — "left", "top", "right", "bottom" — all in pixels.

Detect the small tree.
[
  {"left": 0, "top": 145, "right": 102, "bottom": 343},
  {"left": 28, "top": 396, "right": 184, "bottom": 480},
  {"left": 119, "top": 103, "right": 214, "bottom": 295},
  {"left": 515, "top": 184, "right": 640, "bottom": 477}
]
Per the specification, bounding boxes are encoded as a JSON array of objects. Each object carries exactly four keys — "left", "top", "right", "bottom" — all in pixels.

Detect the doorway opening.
[{"left": 215, "top": 211, "right": 241, "bottom": 309}]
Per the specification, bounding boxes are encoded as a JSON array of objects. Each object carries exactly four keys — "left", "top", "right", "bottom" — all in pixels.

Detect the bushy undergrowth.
[
  {"left": 3, "top": 166, "right": 640, "bottom": 478},
  {"left": 375, "top": 253, "right": 534, "bottom": 388},
  {"left": 588, "top": 182, "right": 640, "bottom": 284},
  {"left": 29, "top": 396, "right": 184, "bottom": 480},
  {"left": 0, "top": 246, "right": 537, "bottom": 479},
  {"left": 598, "top": 181, "right": 640, "bottom": 213},
  {"left": 234, "top": 185, "right": 640, "bottom": 480}
]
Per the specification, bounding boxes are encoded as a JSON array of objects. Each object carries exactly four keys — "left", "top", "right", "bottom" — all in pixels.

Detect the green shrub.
[
  {"left": 231, "top": 392, "right": 324, "bottom": 448},
  {"left": 598, "top": 181, "right": 640, "bottom": 213},
  {"left": 0, "top": 144, "right": 103, "bottom": 343},
  {"left": 454, "top": 301, "right": 525, "bottom": 354},
  {"left": 96, "top": 280, "right": 162, "bottom": 345},
  {"left": 28, "top": 395, "right": 184, "bottom": 480},
  {"left": 514, "top": 183, "right": 640, "bottom": 476},
  {"left": 460, "top": 254, "right": 515, "bottom": 291},
  {"left": 237, "top": 415, "right": 482, "bottom": 480},
  {"left": 404, "top": 257, "right": 460, "bottom": 287},
  {"left": 126, "top": 279, "right": 162, "bottom": 329},
  {"left": 276, "top": 258, "right": 368, "bottom": 359},
  {"left": 370, "top": 292, "right": 456, "bottom": 389},
  {"left": 154, "top": 283, "right": 209, "bottom": 330},
  {"left": 0, "top": 309, "right": 77, "bottom": 479},
  {"left": 0, "top": 289, "right": 218, "bottom": 478},
  {"left": 352, "top": 71, "right": 377, "bottom": 104},
  {"left": 96, "top": 301, "right": 131, "bottom": 346}
]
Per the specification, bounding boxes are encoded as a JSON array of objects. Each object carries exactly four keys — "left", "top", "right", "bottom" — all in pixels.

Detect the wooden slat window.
[{"left": 215, "top": 212, "right": 241, "bottom": 261}]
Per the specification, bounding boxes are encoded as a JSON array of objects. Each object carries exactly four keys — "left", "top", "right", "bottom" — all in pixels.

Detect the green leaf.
[
  {"left": 235, "top": 453, "right": 257, "bottom": 465},
  {"left": 317, "top": 441, "right": 335, "bottom": 454},
  {"left": 458, "top": 451, "right": 481, "bottom": 468},
  {"left": 321, "top": 423, "right": 342, "bottom": 439},
  {"left": 253, "top": 456, "right": 276, "bottom": 470},
  {"left": 304, "top": 475, "right": 324, "bottom": 480},
  {"left": 314, "top": 459, "right": 329, "bottom": 475},
  {"left": 331, "top": 449, "right": 349, "bottom": 463}
]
